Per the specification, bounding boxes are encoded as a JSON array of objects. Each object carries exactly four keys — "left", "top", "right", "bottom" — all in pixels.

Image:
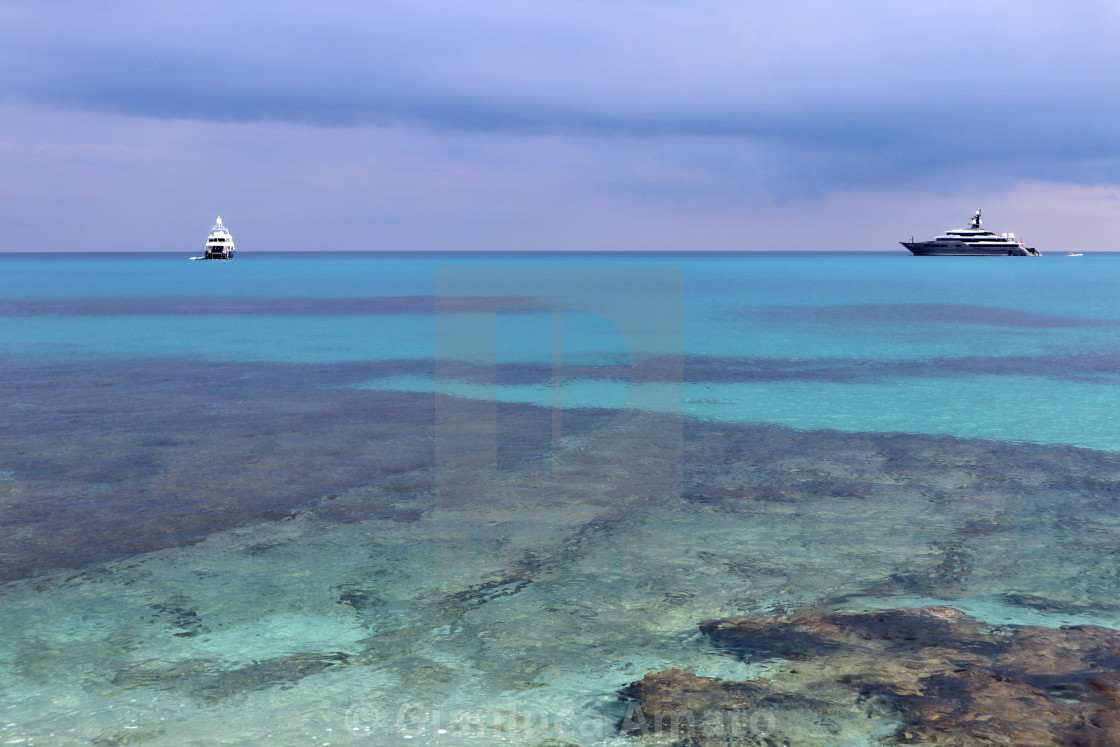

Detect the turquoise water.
[
  {"left": 2, "top": 252, "right": 1120, "bottom": 744},
  {"left": 5, "top": 253, "right": 1119, "bottom": 443}
]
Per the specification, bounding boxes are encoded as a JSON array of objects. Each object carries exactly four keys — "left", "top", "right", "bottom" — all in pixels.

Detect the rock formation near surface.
[{"left": 620, "top": 606, "right": 1120, "bottom": 746}]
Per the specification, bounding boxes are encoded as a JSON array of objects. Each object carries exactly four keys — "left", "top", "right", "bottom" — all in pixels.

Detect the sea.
[{"left": 2, "top": 251, "right": 1120, "bottom": 745}]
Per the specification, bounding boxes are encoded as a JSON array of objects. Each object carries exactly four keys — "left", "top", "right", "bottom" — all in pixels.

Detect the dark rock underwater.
[{"left": 622, "top": 606, "right": 1120, "bottom": 745}]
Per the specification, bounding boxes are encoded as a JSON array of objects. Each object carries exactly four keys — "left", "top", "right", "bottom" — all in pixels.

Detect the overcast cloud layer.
[{"left": 2, "top": 0, "right": 1119, "bottom": 251}]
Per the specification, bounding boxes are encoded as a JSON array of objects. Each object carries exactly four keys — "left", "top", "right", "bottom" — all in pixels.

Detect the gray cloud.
[
  {"left": 4, "top": 0, "right": 1120, "bottom": 251},
  {"left": 5, "top": 0, "right": 1120, "bottom": 174}
]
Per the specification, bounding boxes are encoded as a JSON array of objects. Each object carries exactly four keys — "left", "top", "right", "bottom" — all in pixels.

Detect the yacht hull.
[{"left": 902, "top": 242, "right": 1034, "bottom": 256}]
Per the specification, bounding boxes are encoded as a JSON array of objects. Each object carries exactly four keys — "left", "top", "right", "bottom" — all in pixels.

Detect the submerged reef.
[
  {"left": 621, "top": 606, "right": 1120, "bottom": 745},
  {"left": 8, "top": 356, "right": 1120, "bottom": 741},
  {"left": 6, "top": 354, "right": 1120, "bottom": 589}
]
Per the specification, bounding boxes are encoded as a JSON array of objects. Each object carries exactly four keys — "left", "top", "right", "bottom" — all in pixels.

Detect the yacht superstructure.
[
  {"left": 201, "top": 217, "right": 235, "bottom": 260},
  {"left": 902, "top": 211, "right": 1039, "bottom": 256}
]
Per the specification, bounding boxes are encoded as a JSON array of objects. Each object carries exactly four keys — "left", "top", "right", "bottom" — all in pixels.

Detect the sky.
[{"left": 2, "top": 0, "right": 1120, "bottom": 252}]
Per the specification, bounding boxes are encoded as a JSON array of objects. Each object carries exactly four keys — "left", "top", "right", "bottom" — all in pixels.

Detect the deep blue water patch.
[
  {"left": 436, "top": 351, "right": 1120, "bottom": 387},
  {"left": 755, "top": 303, "right": 1112, "bottom": 329},
  {"left": 673, "top": 351, "right": 1120, "bottom": 384},
  {"left": 0, "top": 358, "right": 625, "bottom": 583},
  {"left": 0, "top": 295, "right": 541, "bottom": 316},
  {"left": 0, "top": 359, "right": 428, "bottom": 582}
]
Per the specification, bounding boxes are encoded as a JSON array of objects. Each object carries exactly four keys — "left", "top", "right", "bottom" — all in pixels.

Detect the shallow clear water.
[{"left": 3, "top": 251, "right": 1120, "bottom": 745}]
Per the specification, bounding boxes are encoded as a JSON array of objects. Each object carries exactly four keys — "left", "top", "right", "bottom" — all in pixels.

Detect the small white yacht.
[
  {"left": 196, "top": 217, "right": 235, "bottom": 260},
  {"left": 902, "top": 211, "right": 1040, "bottom": 256}
]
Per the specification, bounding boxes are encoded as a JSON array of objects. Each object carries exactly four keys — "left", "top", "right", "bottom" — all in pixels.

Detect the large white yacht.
[
  {"left": 902, "top": 211, "right": 1039, "bottom": 256},
  {"left": 200, "top": 216, "right": 235, "bottom": 260}
]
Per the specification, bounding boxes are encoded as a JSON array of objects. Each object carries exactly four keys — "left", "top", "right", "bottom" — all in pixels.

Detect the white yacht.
[
  {"left": 198, "top": 216, "right": 235, "bottom": 260},
  {"left": 902, "top": 211, "right": 1039, "bottom": 256}
]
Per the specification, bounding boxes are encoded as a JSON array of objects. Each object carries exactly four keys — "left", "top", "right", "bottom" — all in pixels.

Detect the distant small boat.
[
  {"left": 1068, "top": 252, "right": 1084, "bottom": 257},
  {"left": 190, "top": 217, "right": 236, "bottom": 260}
]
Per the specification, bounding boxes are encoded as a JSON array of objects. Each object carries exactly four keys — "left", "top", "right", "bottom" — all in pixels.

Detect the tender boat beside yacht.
[
  {"left": 190, "top": 217, "right": 236, "bottom": 260},
  {"left": 902, "top": 211, "right": 1040, "bottom": 256}
]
